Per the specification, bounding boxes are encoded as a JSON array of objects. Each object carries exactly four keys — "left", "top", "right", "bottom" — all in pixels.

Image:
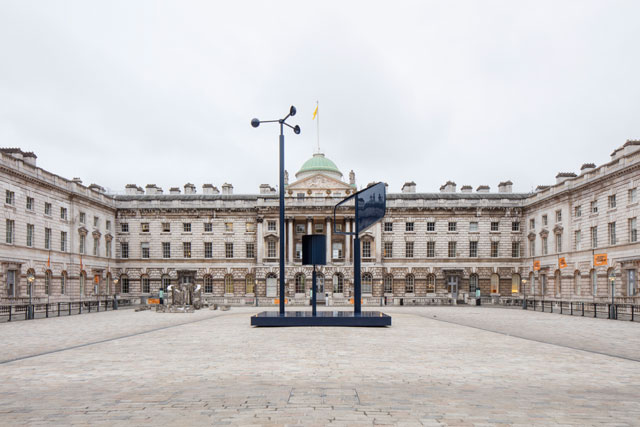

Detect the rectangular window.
[
  {"left": 45, "top": 227, "right": 51, "bottom": 249},
  {"left": 383, "top": 241, "right": 393, "bottom": 258},
  {"left": 542, "top": 236, "right": 548, "bottom": 255},
  {"left": 106, "top": 240, "right": 111, "bottom": 258},
  {"left": 245, "top": 222, "right": 255, "bottom": 232},
  {"left": 79, "top": 212, "right": 86, "bottom": 223},
  {"left": 60, "top": 207, "right": 67, "bottom": 220},
  {"left": 630, "top": 218, "right": 637, "bottom": 243},
  {"left": 427, "top": 241, "right": 435, "bottom": 258},
  {"left": 142, "top": 277, "right": 150, "bottom": 294},
  {"left": 491, "top": 221, "right": 499, "bottom": 232},
  {"left": 384, "top": 222, "right": 393, "bottom": 232},
  {"left": 267, "top": 220, "right": 276, "bottom": 231},
  {"left": 5, "top": 219, "right": 14, "bottom": 244},
  {"left": 608, "top": 222, "right": 616, "bottom": 245},
  {"left": 93, "top": 216, "right": 99, "bottom": 227},
  {"left": 362, "top": 241, "right": 371, "bottom": 258},
  {"left": 120, "top": 242, "right": 128, "bottom": 258},
  {"left": 332, "top": 242, "right": 343, "bottom": 259},
  {"left": 183, "top": 242, "right": 191, "bottom": 258},
  {"left": 60, "top": 231, "right": 67, "bottom": 252},
  {"left": 512, "top": 221, "right": 520, "bottom": 232},
  {"left": 44, "top": 202, "right": 51, "bottom": 216},
  {"left": 295, "top": 242, "right": 302, "bottom": 259},
  {"left": 295, "top": 224, "right": 305, "bottom": 234},
  {"left": 183, "top": 223, "right": 191, "bottom": 232},
  {"left": 204, "top": 242, "right": 213, "bottom": 258},
  {"left": 591, "top": 226, "right": 598, "bottom": 248},
  {"left": 542, "top": 215, "right": 548, "bottom": 226},
  {"left": 512, "top": 241, "right": 521, "bottom": 258},
  {"left": 574, "top": 205, "right": 582, "bottom": 217},
  {"left": 427, "top": 222, "right": 435, "bottom": 232},
  {"left": 405, "top": 222, "right": 414, "bottom": 232},
  {"left": 315, "top": 223, "right": 323, "bottom": 233},
  {"left": 591, "top": 200, "right": 598, "bottom": 213},
  {"left": 469, "top": 241, "right": 478, "bottom": 257},
  {"left": 529, "top": 239, "right": 535, "bottom": 257},
  {"left": 556, "top": 233, "right": 562, "bottom": 252},
  {"left": 608, "top": 195, "right": 616, "bottom": 209},
  {"left": 162, "top": 242, "right": 171, "bottom": 258},
  {"left": 405, "top": 241, "right": 414, "bottom": 258},
  {"left": 5, "top": 190, "right": 14, "bottom": 205},
  {"left": 26, "top": 224, "right": 34, "bottom": 247},
  {"left": 529, "top": 218, "right": 535, "bottom": 230},
  {"left": 448, "top": 222, "right": 457, "bottom": 232},
  {"left": 246, "top": 242, "right": 255, "bottom": 258},
  {"left": 93, "top": 237, "right": 99, "bottom": 256},
  {"left": 7, "top": 270, "right": 16, "bottom": 298},
  {"left": 106, "top": 220, "right": 111, "bottom": 231},
  {"left": 162, "top": 222, "right": 170, "bottom": 232},
  {"left": 469, "top": 222, "right": 478, "bottom": 232},
  {"left": 141, "top": 223, "right": 150, "bottom": 232},
  {"left": 121, "top": 277, "right": 129, "bottom": 294},
  {"left": 225, "top": 222, "right": 233, "bottom": 232},
  {"left": 225, "top": 242, "right": 233, "bottom": 258},
  {"left": 575, "top": 230, "right": 581, "bottom": 250},
  {"left": 79, "top": 234, "right": 85, "bottom": 254},
  {"left": 141, "top": 242, "right": 150, "bottom": 259},
  {"left": 491, "top": 241, "right": 499, "bottom": 258},
  {"left": 555, "top": 210, "right": 562, "bottom": 223},
  {"left": 629, "top": 188, "right": 638, "bottom": 204},
  {"left": 267, "top": 240, "right": 276, "bottom": 258},
  {"left": 204, "top": 222, "right": 213, "bottom": 232},
  {"left": 26, "top": 196, "right": 34, "bottom": 211},
  {"left": 336, "top": 223, "right": 343, "bottom": 232},
  {"left": 448, "top": 241, "right": 457, "bottom": 258},
  {"left": 121, "top": 223, "right": 129, "bottom": 233}
]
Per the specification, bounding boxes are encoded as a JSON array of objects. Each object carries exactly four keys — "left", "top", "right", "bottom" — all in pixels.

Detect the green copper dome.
[{"left": 296, "top": 153, "right": 342, "bottom": 177}]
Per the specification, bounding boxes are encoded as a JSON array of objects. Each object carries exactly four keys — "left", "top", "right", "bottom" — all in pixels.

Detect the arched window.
[
  {"left": 426, "top": 274, "right": 436, "bottom": 293},
  {"left": 490, "top": 274, "right": 499, "bottom": 294},
  {"left": 333, "top": 273, "right": 344, "bottom": 293},
  {"left": 141, "top": 275, "right": 150, "bottom": 293},
  {"left": 295, "top": 273, "right": 306, "bottom": 294},
  {"left": 245, "top": 274, "right": 255, "bottom": 294},
  {"left": 61, "top": 271, "right": 67, "bottom": 295},
  {"left": 204, "top": 275, "right": 213, "bottom": 293},
  {"left": 573, "top": 270, "right": 580, "bottom": 296},
  {"left": 45, "top": 270, "right": 52, "bottom": 296},
  {"left": 554, "top": 270, "right": 561, "bottom": 296},
  {"left": 590, "top": 269, "right": 597, "bottom": 295},
  {"left": 511, "top": 274, "right": 521, "bottom": 294},
  {"left": 80, "top": 271, "right": 86, "bottom": 295},
  {"left": 316, "top": 273, "right": 325, "bottom": 294},
  {"left": 161, "top": 275, "right": 171, "bottom": 292},
  {"left": 120, "top": 275, "right": 129, "bottom": 294},
  {"left": 384, "top": 275, "right": 393, "bottom": 294},
  {"left": 469, "top": 274, "right": 479, "bottom": 294},
  {"left": 362, "top": 273, "right": 373, "bottom": 294},
  {"left": 405, "top": 274, "right": 415, "bottom": 293},
  {"left": 224, "top": 275, "right": 234, "bottom": 294},
  {"left": 540, "top": 274, "right": 547, "bottom": 295}
]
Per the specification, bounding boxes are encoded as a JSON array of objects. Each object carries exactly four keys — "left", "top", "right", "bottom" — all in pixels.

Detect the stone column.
[
  {"left": 287, "top": 217, "right": 294, "bottom": 264},
  {"left": 375, "top": 222, "right": 382, "bottom": 263},
  {"left": 256, "top": 217, "right": 263, "bottom": 263},
  {"left": 326, "top": 217, "right": 332, "bottom": 263},
  {"left": 306, "top": 216, "right": 313, "bottom": 235},
  {"left": 345, "top": 219, "right": 351, "bottom": 263}
]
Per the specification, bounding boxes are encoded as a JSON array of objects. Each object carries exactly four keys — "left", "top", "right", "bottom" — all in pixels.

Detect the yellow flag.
[{"left": 312, "top": 105, "right": 318, "bottom": 120}]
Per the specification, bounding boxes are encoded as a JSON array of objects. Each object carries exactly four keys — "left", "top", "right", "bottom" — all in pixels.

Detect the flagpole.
[{"left": 316, "top": 100, "right": 320, "bottom": 153}]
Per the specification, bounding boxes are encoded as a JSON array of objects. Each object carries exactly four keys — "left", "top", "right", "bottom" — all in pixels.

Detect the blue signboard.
[{"left": 334, "top": 182, "right": 386, "bottom": 236}]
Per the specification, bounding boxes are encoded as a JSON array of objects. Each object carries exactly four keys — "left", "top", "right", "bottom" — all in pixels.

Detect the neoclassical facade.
[{"left": 1, "top": 141, "right": 639, "bottom": 305}]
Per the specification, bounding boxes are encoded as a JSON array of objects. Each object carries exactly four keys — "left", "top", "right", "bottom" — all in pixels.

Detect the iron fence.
[{"left": 0, "top": 298, "right": 134, "bottom": 322}]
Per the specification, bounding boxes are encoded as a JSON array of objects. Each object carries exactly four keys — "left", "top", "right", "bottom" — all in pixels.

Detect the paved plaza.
[{"left": 1, "top": 306, "right": 639, "bottom": 426}]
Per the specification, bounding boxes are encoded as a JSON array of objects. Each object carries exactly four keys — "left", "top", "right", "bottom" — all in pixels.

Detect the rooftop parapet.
[
  {"left": 476, "top": 185, "right": 490, "bottom": 193},
  {"left": 203, "top": 184, "right": 220, "bottom": 195},
  {"left": 555, "top": 172, "right": 577, "bottom": 185}
]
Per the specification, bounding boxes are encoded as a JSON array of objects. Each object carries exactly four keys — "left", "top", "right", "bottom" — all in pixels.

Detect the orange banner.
[
  {"left": 533, "top": 260, "right": 541, "bottom": 271},
  {"left": 273, "top": 298, "right": 288, "bottom": 305},
  {"left": 558, "top": 257, "right": 567, "bottom": 269},
  {"left": 349, "top": 298, "right": 363, "bottom": 304},
  {"left": 594, "top": 253, "right": 608, "bottom": 266},
  {"left": 147, "top": 298, "right": 160, "bottom": 304}
]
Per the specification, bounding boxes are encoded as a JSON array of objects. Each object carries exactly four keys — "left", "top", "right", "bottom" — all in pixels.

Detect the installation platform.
[{"left": 250, "top": 310, "right": 392, "bottom": 327}]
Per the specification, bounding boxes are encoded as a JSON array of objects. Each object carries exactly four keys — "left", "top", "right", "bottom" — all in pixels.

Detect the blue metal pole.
[
  {"left": 312, "top": 265, "right": 317, "bottom": 316},
  {"left": 279, "top": 123, "right": 285, "bottom": 316},
  {"left": 354, "top": 196, "right": 361, "bottom": 315}
]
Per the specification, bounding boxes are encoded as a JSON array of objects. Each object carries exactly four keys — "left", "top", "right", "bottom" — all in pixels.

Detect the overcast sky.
[{"left": 1, "top": 1, "right": 639, "bottom": 195}]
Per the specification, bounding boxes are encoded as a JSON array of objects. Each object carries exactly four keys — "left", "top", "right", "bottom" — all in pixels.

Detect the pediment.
[{"left": 287, "top": 173, "right": 352, "bottom": 192}]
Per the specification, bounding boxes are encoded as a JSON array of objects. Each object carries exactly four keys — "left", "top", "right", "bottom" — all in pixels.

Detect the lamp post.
[
  {"left": 113, "top": 277, "right": 119, "bottom": 310},
  {"left": 251, "top": 106, "right": 300, "bottom": 316},
  {"left": 522, "top": 278, "right": 528, "bottom": 309},
  {"left": 27, "top": 272, "right": 35, "bottom": 320},
  {"left": 608, "top": 271, "right": 616, "bottom": 319}
]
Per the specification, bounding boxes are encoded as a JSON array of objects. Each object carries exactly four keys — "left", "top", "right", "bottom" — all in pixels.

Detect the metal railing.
[
  {"left": 500, "top": 298, "right": 638, "bottom": 322},
  {"left": 0, "top": 298, "right": 134, "bottom": 322}
]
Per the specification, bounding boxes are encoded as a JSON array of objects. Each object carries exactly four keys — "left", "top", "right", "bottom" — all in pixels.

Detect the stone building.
[{"left": 1, "top": 141, "right": 639, "bottom": 306}]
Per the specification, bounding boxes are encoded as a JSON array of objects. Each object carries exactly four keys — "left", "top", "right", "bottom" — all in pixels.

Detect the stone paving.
[{"left": 1, "top": 306, "right": 639, "bottom": 426}]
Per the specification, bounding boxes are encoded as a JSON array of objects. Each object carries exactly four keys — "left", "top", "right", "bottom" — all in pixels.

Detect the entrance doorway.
[
  {"left": 266, "top": 275, "right": 277, "bottom": 297},
  {"left": 447, "top": 276, "right": 459, "bottom": 299},
  {"left": 315, "top": 274, "right": 325, "bottom": 305}
]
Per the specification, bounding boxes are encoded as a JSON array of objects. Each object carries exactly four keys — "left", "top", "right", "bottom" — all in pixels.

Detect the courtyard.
[{"left": 0, "top": 306, "right": 639, "bottom": 426}]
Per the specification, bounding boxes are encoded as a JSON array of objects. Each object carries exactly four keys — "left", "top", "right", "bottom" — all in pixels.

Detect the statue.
[{"left": 158, "top": 282, "right": 202, "bottom": 313}]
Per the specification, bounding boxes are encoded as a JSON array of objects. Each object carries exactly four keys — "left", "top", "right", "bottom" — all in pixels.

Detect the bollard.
[
  {"left": 8, "top": 306, "right": 11, "bottom": 322},
  {"left": 594, "top": 303, "right": 597, "bottom": 318},
  {"left": 551, "top": 302, "right": 553, "bottom": 313},
  {"left": 560, "top": 302, "right": 563, "bottom": 315},
  {"left": 570, "top": 302, "right": 573, "bottom": 316},
  {"left": 46, "top": 304, "right": 49, "bottom": 318},
  {"left": 79, "top": 303, "right": 82, "bottom": 314},
  {"left": 58, "top": 302, "right": 61, "bottom": 317},
  {"left": 97, "top": 300, "right": 100, "bottom": 312},
  {"left": 88, "top": 302, "right": 91, "bottom": 313},
  {"left": 582, "top": 302, "right": 584, "bottom": 316},
  {"left": 632, "top": 305, "right": 635, "bottom": 322},
  {"left": 25, "top": 305, "right": 29, "bottom": 320}
]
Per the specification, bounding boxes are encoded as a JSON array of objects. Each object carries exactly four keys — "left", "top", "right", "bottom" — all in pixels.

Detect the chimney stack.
[
  {"left": 222, "top": 183, "right": 233, "bottom": 195},
  {"left": 498, "top": 180, "right": 513, "bottom": 193},
  {"left": 401, "top": 181, "right": 416, "bottom": 193}
]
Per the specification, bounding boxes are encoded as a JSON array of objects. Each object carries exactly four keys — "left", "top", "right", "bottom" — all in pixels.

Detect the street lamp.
[
  {"left": 251, "top": 106, "right": 300, "bottom": 316},
  {"left": 608, "top": 271, "right": 616, "bottom": 319},
  {"left": 522, "top": 278, "right": 528, "bottom": 309},
  {"left": 113, "top": 277, "right": 119, "bottom": 310},
  {"left": 27, "top": 272, "right": 35, "bottom": 320}
]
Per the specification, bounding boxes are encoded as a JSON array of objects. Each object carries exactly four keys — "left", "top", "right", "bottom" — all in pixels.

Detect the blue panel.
[
  {"left": 250, "top": 311, "right": 392, "bottom": 327},
  {"left": 302, "top": 234, "right": 326, "bottom": 265},
  {"left": 356, "top": 182, "right": 386, "bottom": 234}
]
